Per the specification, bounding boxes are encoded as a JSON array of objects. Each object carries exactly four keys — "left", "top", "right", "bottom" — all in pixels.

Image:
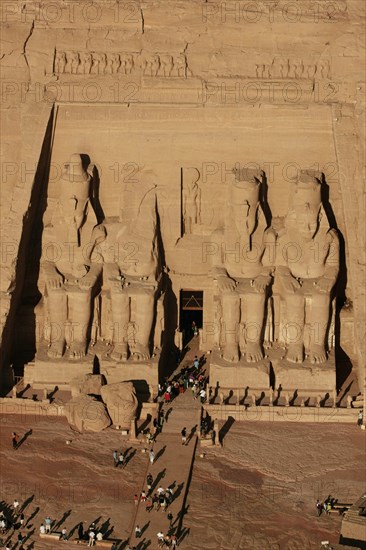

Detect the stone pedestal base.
[
  {"left": 24, "top": 349, "right": 94, "bottom": 390},
  {"left": 209, "top": 350, "right": 270, "bottom": 392},
  {"left": 271, "top": 350, "right": 336, "bottom": 398},
  {"left": 99, "top": 352, "right": 160, "bottom": 396}
]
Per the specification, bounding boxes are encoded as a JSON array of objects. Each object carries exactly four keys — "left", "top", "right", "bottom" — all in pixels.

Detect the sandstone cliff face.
[{"left": 1, "top": 1, "right": 364, "bottom": 387}]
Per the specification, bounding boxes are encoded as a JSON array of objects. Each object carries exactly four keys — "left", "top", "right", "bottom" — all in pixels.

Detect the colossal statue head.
[
  {"left": 61, "top": 153, "right": 90, "bottom": 189},
  {"left": 100, "top": 381, "right": 138, "bottom": 429},
  {"left": 230, "top": 168, "right": 262, "bottom": 237},
  {"left": 291, "top": 170, "right": 322, "bottom": 241}
]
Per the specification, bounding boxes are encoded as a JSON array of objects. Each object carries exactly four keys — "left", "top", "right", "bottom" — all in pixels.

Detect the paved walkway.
[{"left": 128, "top": 339, "right": 202, "bottom": 549}]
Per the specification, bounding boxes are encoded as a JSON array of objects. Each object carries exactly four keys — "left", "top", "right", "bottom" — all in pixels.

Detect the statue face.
[
  {"left": 232, "top": 197, "right": 259, "bottom": 236},
  {"left": 294, "top": 202, "right": 320, "bottom": 240}
]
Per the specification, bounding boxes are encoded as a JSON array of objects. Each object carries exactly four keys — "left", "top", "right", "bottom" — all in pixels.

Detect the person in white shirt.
[{"left": 88, "top": 530, "right": 95, "bottom": 546}]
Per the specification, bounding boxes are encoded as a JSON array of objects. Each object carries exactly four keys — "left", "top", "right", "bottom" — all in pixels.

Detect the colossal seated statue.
[
  {"left": 210, "top": 169, "right": 275, "bottom": 363},
  {"left": 41, "top": 154, "right": 104, "bottom": 359},
  {"left": 276, "top": 170, "right": 339, "bottom": 364},
  {"left": 99, "top": 188, "right": 159, "bottom": 362}
]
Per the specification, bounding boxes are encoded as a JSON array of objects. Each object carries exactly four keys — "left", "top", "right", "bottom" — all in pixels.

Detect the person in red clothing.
[{"left": 164, "top": 391, "right": 171, "bottom": 403}]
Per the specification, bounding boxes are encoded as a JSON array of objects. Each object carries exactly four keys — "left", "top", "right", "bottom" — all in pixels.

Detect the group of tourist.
[
  {"left": 156, "top": 531, "right": 178, "bottom": 547},
  {"left": 113, "top": 449, "right": 126, "bottom": 468},
  {"left": 157, "top": 355, "right": 207, "bottom": 405},
  {"left": 316, "top": 495, "right": 342, "bottom": 516},
  {"left": 0, "top": 499, "right": 121, "bottom": 549},
  {"left": 39, "top": 518, "right": 111, "bottom": 546},
  {"left": 0, "top": 500, "right": 31, "bottom": 549},
  {"left": 2, "top": 355, "right": 204, "bottom": 549}
]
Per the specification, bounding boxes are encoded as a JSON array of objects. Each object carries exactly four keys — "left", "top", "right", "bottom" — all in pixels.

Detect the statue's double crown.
[
  {"left": 231, "top": 167, "right": 263, "bottom": 202},
  {"left": 292, "top": 170, "right": 322, "bottom": 207}
]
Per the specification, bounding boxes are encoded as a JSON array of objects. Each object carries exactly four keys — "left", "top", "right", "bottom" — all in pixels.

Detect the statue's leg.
[
  {"left": 46, "top": 289, "right": 67, "bottom": 358},
  {"left": 308, "top": 293, "right": 330, "bottom": 364},
  {"left": 222, "top": 291, "right": 240, "bottom": 362},
  {"left": 69, "top": 289, "right": 93, "bottom": 359},
  {"left": 130, "top": 292, "right": 155, "bottom": 361},
  {"left": 284, "top": 293, "right": 305, "bottom": 363},
  {"left": 243, "top": 292, "right": 266, "bottom": 363},
  {"left": 110, "top": 292, "right": 129, "bottom": 361}
]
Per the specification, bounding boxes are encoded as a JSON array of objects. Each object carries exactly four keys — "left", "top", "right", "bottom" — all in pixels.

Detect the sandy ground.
[
  {"left": 0, "top": 414, "right": 365, "bottom": 549},
  {"left": 0, "top": 414, "right": 145, "bottom": 548},
  {"left": 186, "top": 422, "right": 365, "bottom": 550}
]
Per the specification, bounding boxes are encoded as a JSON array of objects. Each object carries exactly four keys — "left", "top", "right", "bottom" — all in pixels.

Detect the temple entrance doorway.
[{"left": 180, "top": 290, "right": 203, "bottom": 347}]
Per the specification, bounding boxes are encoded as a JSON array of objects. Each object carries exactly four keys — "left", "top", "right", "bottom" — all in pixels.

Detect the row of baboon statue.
[
  {"left": 39, "top": 154, "right": 339, "bottom": 367},
  {"left": 54, "top": 50, "right": 190, "bottom": 77},
  {"left": 255, "top": 59, "right": 331, "bottom": 80}
]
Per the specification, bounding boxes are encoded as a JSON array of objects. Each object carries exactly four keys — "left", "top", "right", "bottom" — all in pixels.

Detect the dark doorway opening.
[{"left": 180, "top": 290, "right": 203, "bottom": 347}]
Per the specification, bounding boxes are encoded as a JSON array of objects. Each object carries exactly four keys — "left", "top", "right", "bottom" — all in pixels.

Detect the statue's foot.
[
  {"left": 110, "top": 344, "right": 128, "bottom": 362},
  {"left": 223, "top": 344, "right": 240, "bottom": 363},
  {"left": 130, "top": 343, "right": 150, "bottom": 361},
  {"left": 69, "top": 341, "right": 86, "bottom": 360},
  {"left": 309, "top": 344, "right": 327, "bottom": 364},
  {"left": 245, "top": 343, "right": 264, "bottom": 363},
  {"left": 47, "top": 342, "right": 64, "bottom": 359},
  {"left": 286, "top": 345, "right": 304, "bottom": 363}
]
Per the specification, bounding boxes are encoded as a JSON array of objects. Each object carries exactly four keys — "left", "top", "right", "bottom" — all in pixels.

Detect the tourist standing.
[
  {"left": 118, "top": 451, "right": 125, "bottom": 468},
  {"left": 88, "top": 529, "right": 96, "bottom": 546},
  {"left": 135, "top": 525, "right": 141, "bottom": 538},
  {"left": 357, "top": 410, "right": 363, "bottom": 427},
  {"left": 199, "top": 388, "right": 206, "bottom": 404},
  {"left": 145, "top": 495, "right": 152, "bottom": 512},
  {"left": 13, "top": 499, "right": 20, "bottom": 515},
  {"left": 147, "top": 473, "right": 153, "bottom": 493},
  {"left": 44, "top": 516, "right": 52, "bottom": 533},
  {"left": 149, "top": 449, "right": 155, "bottom": 465},
  {"left": 113, "top": 450, "right": 118, "bottom": 466},
  {"left": 181, "top": 427, "right": 187, "bottom": 445},
  {"left": 157, "top": 531, "right": 165, "bottom": 547}
]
